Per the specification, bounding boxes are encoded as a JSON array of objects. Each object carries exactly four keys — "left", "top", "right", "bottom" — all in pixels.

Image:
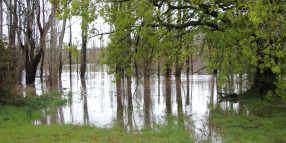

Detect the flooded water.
[{"left": 21, "top": 64, "right": 247, "bottom": 142}]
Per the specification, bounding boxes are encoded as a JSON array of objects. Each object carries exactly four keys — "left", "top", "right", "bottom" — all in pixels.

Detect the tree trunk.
[
  {"left": 25, "top": 62, "right": 37, "bottom": 84},
  {"left": 251, "top": 68, "right": 277, "bottom": 97},
  {"left": 39, "top": 0, "right": 45, "bottom": 80},
  {"left": 190, "top": 54, "right": 194, "bottom": 75},
  {"left": 127, "top": 77, "right": 133, "bottom": 128},
  {"left": 33, "top": 0, "right": 56, "bottom": 84},
  {"left": 58, "top": 7, "right": 67, "bottom": 79},
  {"left": 48, "top": 18, "right": 58, "bottom": 85},
  {"left": 0, "top": 0, "right": 2, "bottom": 39},
  {"left": 80, "top": 35, "right": 87, "bottom": 79},
  {"left": 249, "top": 39, "right": 278, "bottom": 97},
  {"left": 24, "top": 0, "right": 40, "bottom": 84},
  {"left": 144, "top": 76, "right": 151, "bottom": 128},
  {"left": 116, "top": 77, "right": 123, "bottom": 126},
  {"left": 69, "top": 17, "right": 72, "bottom": 79},
  {"left": 186, "top": 55, "right": 190, "bottom": 75},
  {"left": 25, "top": 46, "right": 42, "bottom": 84},
  {"left": 175, "top": 56, "right": 181, "bottom": 77},
  {"left": 175, "top": 0, "right": 182, "bottom": 77},
  {"left": 165, "top": 63, "right": 172, "bottom": 77},
  {"left": 15, "top": 0, "right": 23, "bottom": 83},
  {"left": 40, "top": 53, "right": 45, "bottom": 79},
  {"left": 80, "top": 17, "right": 87, "bottom": 79}
]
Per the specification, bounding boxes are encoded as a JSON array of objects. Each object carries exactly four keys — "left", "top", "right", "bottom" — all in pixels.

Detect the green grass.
[
  {"left": 210, "top": 95, "right": 286, "bottom": 143},
  {"left": 0, "top": 124, "right": 193, "bottom": 143},
  {"left": 0, "top": 94, "right": 194, "bottom": 143}
]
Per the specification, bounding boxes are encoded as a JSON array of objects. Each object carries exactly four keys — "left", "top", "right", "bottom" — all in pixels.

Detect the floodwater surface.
[{"left": 22, "top": 64, "right": 247, "bottom": 142}]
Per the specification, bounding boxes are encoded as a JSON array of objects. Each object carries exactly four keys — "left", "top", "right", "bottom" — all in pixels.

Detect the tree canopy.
[{"left": 99, "top": 0, "right": 286, "bottom": 101}]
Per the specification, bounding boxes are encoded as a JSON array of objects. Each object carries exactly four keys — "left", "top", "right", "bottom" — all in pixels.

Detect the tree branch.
[{"left": 88, "top": 31, "right": 114, "bottom": 39}]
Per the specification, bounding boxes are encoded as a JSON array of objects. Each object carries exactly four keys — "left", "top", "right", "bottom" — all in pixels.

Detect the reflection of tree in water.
[
  {"left": 69, "top": 77, "right": 74, "bottom": 123},
  {"left": 127, "top": 78, "right": 133, "bottom": 129},
  {"left": 58, "top": 79, "right": 64, "bottom": 123},
  {"left": 81, "top": 79, "right": 89, "bottom": 125},
  {"left": 116, "top": 77, "right": 124, "bottom": 126},
  {"left": 176, "top": 76, "right": 183, "bottom": 126},
  {"left": 186, "top": 75, "right": 190, "bottom": 106},
  {"left": 144, "top": 76, "right": 151, "bottom": 128},
  {"left": 158, "top": 74, "right": 160, "bottom": 104},
  {"left": 165, "top": 76, "right": 172, "bottom": 124}
]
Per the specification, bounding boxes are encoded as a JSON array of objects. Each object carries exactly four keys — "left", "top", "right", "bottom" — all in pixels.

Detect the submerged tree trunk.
[
  {"left": 80, "top": 17, "right": 87, "bottom": 79},
  {"left": 39, "top": 0, "right": 45, "bottom": 80},
  {"left": 144, "top": 76, "right": 151, "bottom": 128},
  {"left": 69, "top": 17, "right": 72, "bottom": 79},
  {"left": 116, "top": 77, "right": 123, "bottom": 126},
  {"left": 40, "top": 52, "right": 45, "bottom": 79},
  {"left": 80, "top": 35, "right": 87, "bottom": 79}
]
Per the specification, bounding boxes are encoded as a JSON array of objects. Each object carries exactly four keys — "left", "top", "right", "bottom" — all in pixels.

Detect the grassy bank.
[
  {"left": 210, "top": 95, "right": 286, "bottom": 143},
  {"left": 0, "top": 94, "right": 193, "bottom": 143}
]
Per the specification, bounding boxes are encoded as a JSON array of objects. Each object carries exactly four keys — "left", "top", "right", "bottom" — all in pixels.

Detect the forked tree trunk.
[{"left": 25, "top": 46, "right": 42, "bottom": 84}]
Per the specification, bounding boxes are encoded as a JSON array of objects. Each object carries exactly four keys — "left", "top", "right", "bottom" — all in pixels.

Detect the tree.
[
  {"left": 156, "top": 0, "right": 286, "bottom": 100},
  {"left": 100, "top": 0, "right": 161, "bottom": 78},
  {"left": 4, "top": 0, "right": 57, "bottom": 84},
  {"left": 56, "top": 0, "right": 70, "bottom": 79},
  {"left": 71, "top": 0, "right": 97, "bottom": 79},
  {"left": 0, "top": 41, "right": 14, "bottom": 103},
  {"left": 100, "top": 0, "right": 286, "bottom": 101}
]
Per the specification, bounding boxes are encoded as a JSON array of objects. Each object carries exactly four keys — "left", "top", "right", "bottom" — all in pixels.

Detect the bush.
[{"left": 0, "top": 40, "right": 18, "bottom": 104}]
